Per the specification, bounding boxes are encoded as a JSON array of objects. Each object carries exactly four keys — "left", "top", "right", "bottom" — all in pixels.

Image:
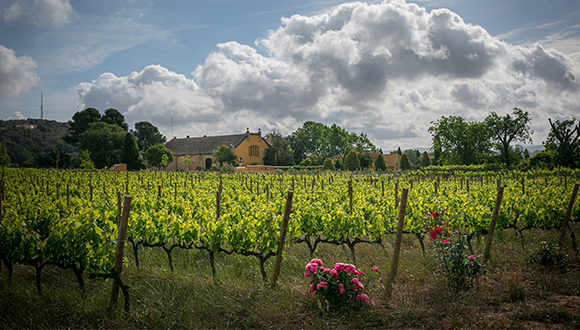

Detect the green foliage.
[
  {"left": 0, "top": 119, "right": 75, "bottom": 165},
  {"left": 213, "top": 145, "right": 238, "bottom": 166},
  {"left": 485, "top": 108, "right": 533, "bottom": 169},
  {"left": 343, "top": 150, "right": 361, "bottom": 171},
  {"left": 396, "top": 147, "right": 402, "bottom": 155},
  {"left": 122, "top": 132, "right": 142, "bottom": 170},
  {"left": 420, "top": 151, "right": 431, "bottom": 168},
  {"left": 288, "top": 121, "right": 379, "bottom": 163},
  {"left": 429, "top": 116, "right": 492, "bottom": 165},
  {"left": 374, "top": 154, "right": 387, "bottom": 171},
  {"left": 181, "top": 155, "right": 192, "bottom": 171},
  {"left": 78, "top": 122, "right": 126, "bottom": 169},
  {"left": 263, "top": 131, "right": 294, "bottom": 166},
  {"left": 299, "top": 158, "right": 312, "bottom": 167},
  {"left": 0, "top": 142, "right": 11, "bottom": 166},
  {"left": 527, "top": 241, "right": 571, "bottom": 273},
  {"left": 429, "top": 226, "right": 483, "bottom": 291},
  {"left": 544, "top": 118, "right": 579, "bottom": 169},
  {"left": 322, "top": 158, "right": 336, "bottom": 171},
  {"left": 358, "top": 153, "right": 372, "bottom": 169},
  {"left": 78, "top": 149, "right": 95, "bottom": 170},
  {"left": 63, "top": 108, "right": 101, "bottom": 146},
  {"left": 145, "top": 144, "right": 174, "bottom": 169},
  {"left": 400, "top": 153, "right": 413, "bottom": 170},
  {"left": 100, "top": 108, "right": 128, "bottom": 131},
  {"left": 26, "top": 145, "right": 71, "bottom": 169},
  {"left": 132, "top": 121, "right": 166, "bottom": 152}
]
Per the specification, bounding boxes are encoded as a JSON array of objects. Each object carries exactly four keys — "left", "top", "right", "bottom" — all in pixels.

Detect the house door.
[{"left": 205, "top": 158, "right": 212, "bottom": 169}]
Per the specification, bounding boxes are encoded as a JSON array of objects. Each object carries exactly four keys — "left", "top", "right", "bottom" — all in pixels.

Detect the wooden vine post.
[
  {"left": 271, "top": 190, "right": 294, "bottom": 288},
  {"left": 484, "top": 186, "right": 504, "bottom": 261},
  {"left": 559, "top": 183, "right": 579, "bottom": 249},
  {"left": 109, "top": 195, "right": 132, "bottom": 312},
  {"left": 385, "top": 187, "right": 408, "bottom": 300}
]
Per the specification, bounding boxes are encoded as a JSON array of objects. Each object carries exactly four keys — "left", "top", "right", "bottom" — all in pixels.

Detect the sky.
[{"left": 1, "top": 0, "right": 579, "bottom": 152}]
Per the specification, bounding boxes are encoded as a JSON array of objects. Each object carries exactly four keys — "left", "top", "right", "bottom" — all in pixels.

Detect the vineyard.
[{"left": 1, "top": 168, "right": 580, "bottom": 328}]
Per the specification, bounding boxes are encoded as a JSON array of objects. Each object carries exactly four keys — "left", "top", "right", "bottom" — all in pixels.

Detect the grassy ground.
[{"left": 1, "top": 226, "right": 579, "bottom": 329}]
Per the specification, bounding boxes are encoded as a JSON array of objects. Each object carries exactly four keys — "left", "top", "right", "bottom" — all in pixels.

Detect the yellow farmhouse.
[{"left": 162, "top": 129, "right": 271, "bottom": 171}]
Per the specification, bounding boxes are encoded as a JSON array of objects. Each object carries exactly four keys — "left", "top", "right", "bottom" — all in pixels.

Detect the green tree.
[
  {"left": 181, "top": 155, "right": 192, "bottom": 171},
  {"left": 429, "top": 116, "right": 492, "bottom": 165},
  {"left": 145, "top": 144, "right": 174, "bottom": 169},
  {"left": 358, "top": 152, "right": 372, "bottom": 169},
  {"left": 263, "top": 131, "right": 294, "bottom": 166},
  {"left": 322, "top": 158, "right": 336, "bottom": 170},
  {"left": 213, "top": 145, "right": 238, "bottom": 166},
  {"left": 343, "top": 150, "right": 361, "bottom": 171},
  {"left": 79, "top": 122, "right": 126, "bottom": 169},
  {"left": 132, "top": 121, "right": 167, "bottom": 152},
  {"left": 374, "top": 154, "right": 387, "bottom": 171},
  {"left": 400, "top": 153, "right": 413, "bottom": 170},
  {"left": 122, "top": 132, "right": 142, "bottom": 170},
  {"left": 307, "top": 154, "right": 324, "bottom": 166},
  {"left": 63, "top": 108, "right": 101, "bottom": 146},
  {"left": 420, "top": 151, "right": 431, "bottom": 168},
  {"left": 78, "top": 149, "right": 95, "bottom": 170},
  {"left": 544, "top": 118, "right": 579, "bottom": 168},
  {"left": 0, "top": 142, "right": 10, "bottom": 166},
  {"left": 403, "top": 149, "right": 419, "bottom": 165},
  {"left": 485, "top": 108, "right": 533, "bottom": 169},
  {"left": 100, "top": 108, "right": 128, "bottom": 131},
  {"left": 396, "top": 147, "right": 402, "bottom": 155}
]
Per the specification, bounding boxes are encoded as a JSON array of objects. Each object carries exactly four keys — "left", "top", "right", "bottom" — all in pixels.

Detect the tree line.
[{"left": 0, "top": 107, "right": 577, "bottom": 171}]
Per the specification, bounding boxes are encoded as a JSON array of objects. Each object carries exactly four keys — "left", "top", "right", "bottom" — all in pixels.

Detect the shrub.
[
  {"left": 305, "top": 259, "right": 376, "bottom": 312},
  {"left": 322, "top": 158, "right": 335, "bottom": 171},
  {"left": 429, "top": 222, "right": 483, "bottom": 291},
  {"left": 527, "top": 241, "right": 570, "bottom": 273}
]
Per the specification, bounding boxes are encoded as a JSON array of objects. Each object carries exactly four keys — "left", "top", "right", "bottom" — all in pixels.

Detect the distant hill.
[{"left": 0, "top": 119, "right": 76, "bottom": 165}]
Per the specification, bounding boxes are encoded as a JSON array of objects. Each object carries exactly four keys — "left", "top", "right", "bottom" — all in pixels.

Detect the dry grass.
[{"left": 1, "top": 226, "right": 579, "bottom": 329}]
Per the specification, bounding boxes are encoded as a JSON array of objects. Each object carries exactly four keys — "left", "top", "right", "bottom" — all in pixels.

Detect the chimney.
[
  {"left": 204, "top": 135, "right": 207, "bottom": 137},
  {"left": 258, "top": 128, "right": 261, "bottom": 141},
  {"left": 246, "top": 127, "right": 250, "bottom": 141},
  {"left": 187, "top": 135, "right": 190, "bottom": 139}
]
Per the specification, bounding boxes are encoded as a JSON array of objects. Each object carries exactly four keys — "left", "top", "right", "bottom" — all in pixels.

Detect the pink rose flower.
[
  {"left": 441, "top": 240, "right": 449, "bottom": 245},
  {"left": 372, "top": 266, "right": 378, "bottom": 271},
  {"left": 435, "top": 226, "right": 443, "bottom": 232},
  {"left": 309, "top": 284, "right": 315, "bottom": 292}
]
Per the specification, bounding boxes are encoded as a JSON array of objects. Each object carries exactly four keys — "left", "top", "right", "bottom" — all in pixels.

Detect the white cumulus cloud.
[
  {"left": 2, "top": 0, "right": 74, "bottom": 28},
  {"left": 0, "top": 44, "right": 39, "bottom": 98},
  {"left": 77, "top": 0, "right": 580, "bottom": 148},
  {"left": 8, "top": 111, "right": 26, "bottom": 120}
]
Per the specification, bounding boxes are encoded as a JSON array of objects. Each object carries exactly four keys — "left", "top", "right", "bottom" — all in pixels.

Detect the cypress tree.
[
  {"left": 400, "top": 153, "right": 413, "bottom": 170},
  {"left": 374, "top": 154, "right": 387, "bottom": 171},
  {"left": 123, "top": 132, "right": 142, "bottom": 170},
  {"left": 420, "top": 151, "right": 432, "bottom": 168}
]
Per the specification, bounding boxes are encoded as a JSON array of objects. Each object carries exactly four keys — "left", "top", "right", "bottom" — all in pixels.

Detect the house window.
[{"left": 249, "top": 145, "right": 259, "bottom": 157}]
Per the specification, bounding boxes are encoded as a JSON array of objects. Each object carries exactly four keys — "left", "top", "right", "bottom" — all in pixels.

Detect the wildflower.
[
  {"left": 311, "top": 259, "right": 323, "bottom": 265},
  {"left": 435, "top": 226, "right": 443, "bottom": 233},
  {"left": 317, "top": 282, "right": 328, "bottom": 290},
  {"left": 309, "top": 284, "right": 316, "bottom": 292},
  {"left": 441, "top": 240, "right": 449, "bottom": 245},
  {"left": 372, "top": 266, "right": 378, "bottom": 271},
  {"left": 304, "top": 272, "right": 309, "bottom": 278},
  {"left": 330, "top": 269, "right": 338, "bottom": 279},
  {"left": 468, "top": 255, "right": 476, "bottom": 261}
]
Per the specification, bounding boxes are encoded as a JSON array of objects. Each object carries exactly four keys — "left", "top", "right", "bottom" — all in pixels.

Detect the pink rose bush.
[{"left": 305, "top": 259, "right": 376, "bottom": 311}]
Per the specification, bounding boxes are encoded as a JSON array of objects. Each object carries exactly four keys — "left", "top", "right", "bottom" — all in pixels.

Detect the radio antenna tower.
[{"left": 40, "top": 91, "right": 43, "bottom": 120}]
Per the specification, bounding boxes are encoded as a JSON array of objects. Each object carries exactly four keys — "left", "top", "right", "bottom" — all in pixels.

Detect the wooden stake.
[
  {"left": 559, "top": 183, "right": 579, "bottom": 248},
  {"left": 385, "top": 187, "right": 409, "bottom": 300},
  {"left": 484, "top": 186, "right": 504, "bottom": 261},
  {"left": 271, "top": 190, "right": 294, "bottom": 288},
  {"left": 117, "top": 191, "right": 122, "bottom": 222},
  {"left": 109, "top": 195, "right": 132, "bottom": 312}
]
